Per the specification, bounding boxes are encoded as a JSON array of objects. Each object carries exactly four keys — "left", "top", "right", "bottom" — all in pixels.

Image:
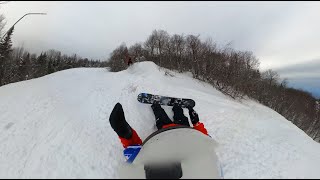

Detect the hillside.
[{"left": 0, "top": 61, "right": 320, "bottom": 178}]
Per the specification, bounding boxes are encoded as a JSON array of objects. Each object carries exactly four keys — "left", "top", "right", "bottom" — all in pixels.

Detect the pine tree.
[
  {"left": 47, "top": 59, "right": 54, "bottom": 74},
  {"left": 0, "top": 26, "right": 14, "bottom": 85},
  {"left": 18, "top": 53, "right": 31, "bottom": 81},
  {"left": 35, "top": 52, "right": 48, "bottom": 77}
]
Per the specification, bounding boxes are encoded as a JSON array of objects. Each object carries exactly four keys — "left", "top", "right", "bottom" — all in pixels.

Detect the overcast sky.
[{"left": 1, "top": 1, "right": 319, "bottom": 97}]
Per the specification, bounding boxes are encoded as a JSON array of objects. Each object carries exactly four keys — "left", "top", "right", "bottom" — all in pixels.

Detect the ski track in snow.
[{"left": 0, "top": 61, "right": 320, "bottom": 178}]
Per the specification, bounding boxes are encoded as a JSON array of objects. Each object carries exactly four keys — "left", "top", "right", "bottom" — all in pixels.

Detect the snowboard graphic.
[{"left": 137, "top": 93, "right": 195, "bottom": 108}]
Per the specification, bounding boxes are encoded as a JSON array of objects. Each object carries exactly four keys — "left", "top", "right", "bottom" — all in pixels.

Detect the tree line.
[
  {"left": 0, "top": 23, "right": 107, "bottom": 87},
  {"left": 107, "top": 29, "right": 320, "bottom": 142}
]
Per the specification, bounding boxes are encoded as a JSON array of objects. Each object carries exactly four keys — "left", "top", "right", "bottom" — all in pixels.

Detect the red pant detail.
[
  {"left": 193, "top": 122, "right": 208, "bottom": 135},
  {"left": 162, "top": 123, "right": 179, "bottom": 129},
  {"left": 118, "top": 123, "right": 209, "bottom": 148},
  {"left": 119, "top": 128, "right": 142, "bottom": 148}
]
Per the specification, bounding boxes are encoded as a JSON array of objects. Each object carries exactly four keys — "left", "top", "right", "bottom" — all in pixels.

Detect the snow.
[{"left": 0, "top": 61, "right": 320, "bottom": 178}]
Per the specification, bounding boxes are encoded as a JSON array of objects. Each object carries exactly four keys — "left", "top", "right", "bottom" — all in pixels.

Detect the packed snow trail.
[{"left": 0, "top": 61, "right": 320, "bottom": 178}]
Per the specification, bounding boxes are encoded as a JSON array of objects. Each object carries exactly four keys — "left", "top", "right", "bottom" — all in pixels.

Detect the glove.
[{"left": 187, "top": 107, "right": 199, "bottom": 125}]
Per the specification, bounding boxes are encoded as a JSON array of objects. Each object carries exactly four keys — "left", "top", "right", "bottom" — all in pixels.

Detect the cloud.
[
  {"left": 274, "top": 59, "right": 320, "bottom": 98},
  {"left": 275, "top": 59, "right": 320, "bottom": 78},
  {"left": 2, "top": 1, "right": 320, "bottom": 63}
]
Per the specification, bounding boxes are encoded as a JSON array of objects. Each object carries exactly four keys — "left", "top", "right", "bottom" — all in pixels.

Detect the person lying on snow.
[{"left": 109, "top": 102, "right": 222, "bottom": 179}]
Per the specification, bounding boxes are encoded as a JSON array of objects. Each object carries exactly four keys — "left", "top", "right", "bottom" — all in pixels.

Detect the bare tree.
[
  {"left": 144, "top": 31, "right": 157, "bottom": 57},
  {"left": 128, "top": 43, "right": 143, "bottom": 62},
  {"left": 108, "top": 43, "right": 128, "bottom": 72},
  {"left": 170, "top": 34, "right": 185, "bottom": 71},
  {"left": 186, "top": 34, "right": 201, "bottom": 77},
  {"left": 154, "top": 30, "right": 170, "bottom": 66},
  {"left": 262, "top": 69, "right": 280, "bottom": 86}
]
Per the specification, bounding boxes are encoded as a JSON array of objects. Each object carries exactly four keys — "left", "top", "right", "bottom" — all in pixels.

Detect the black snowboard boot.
[
  {"left": 172, "top": 104, "right": 190, "bottom": 127},
  {"left": 187, "top": 106, "right": 199, "bottom": 125},
  {"left": 109, "top": 103, "right": 133, "bottom": 139},
  {"left": 151, "top": 103, "right": 173, "bottom": 130}
]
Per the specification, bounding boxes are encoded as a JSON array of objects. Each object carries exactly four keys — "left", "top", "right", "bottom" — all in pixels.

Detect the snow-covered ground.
[{"left": 0, "top": 61, "right": 320, "bottom": 178}]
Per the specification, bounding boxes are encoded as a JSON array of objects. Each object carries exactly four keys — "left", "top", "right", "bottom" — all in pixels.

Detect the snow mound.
[
  {"left": 0, "top": 61, "right": 320, "bottom": 178},
  {"left": 126, "top": 61, "right": 160, "bottom": 75}
]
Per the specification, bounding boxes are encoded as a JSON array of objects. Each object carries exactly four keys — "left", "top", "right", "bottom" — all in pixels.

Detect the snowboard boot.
[
  {"left": 151, "top": 103, "right": 173, "bottom": 130},
  {"left": 172, "top": 104, "right": 190, "bottom": 127},
  {"left": 109, "top": 103, "right": 133, "bottom": 139},
  {"left": 187, "top": 106, "right": 199, "bottom": 125}
]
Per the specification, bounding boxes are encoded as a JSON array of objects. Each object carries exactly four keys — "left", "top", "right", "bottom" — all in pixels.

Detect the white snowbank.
[{"left": 0, "top": 61, "right": 320, "bottom": 178}]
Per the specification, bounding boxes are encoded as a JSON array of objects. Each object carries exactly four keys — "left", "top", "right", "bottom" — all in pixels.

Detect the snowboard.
[{"left": 137, "top": 93, "right": 195, "bottom": 108}]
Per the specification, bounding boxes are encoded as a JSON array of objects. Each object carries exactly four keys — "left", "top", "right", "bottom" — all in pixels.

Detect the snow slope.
[{"left": 0, "top": 61, "right": 320, "bottom": 178}]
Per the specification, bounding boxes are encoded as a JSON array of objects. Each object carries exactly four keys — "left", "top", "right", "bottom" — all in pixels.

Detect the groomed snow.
[{"left": 0, "top": 61, "right": 320, "bottom": 178}]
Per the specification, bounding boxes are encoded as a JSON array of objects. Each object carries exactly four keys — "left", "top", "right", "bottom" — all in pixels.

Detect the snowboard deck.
[{"left": 137, "top": 93, "right": 195, "bottom": 108}]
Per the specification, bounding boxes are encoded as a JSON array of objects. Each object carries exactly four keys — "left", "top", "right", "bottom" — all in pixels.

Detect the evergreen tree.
[
  {"left": 35, "top": 53, "right": 48, "bottom": 77},
  {"left": 47, "top": 59, "right": 54, "bottom": 74},
  {"left": 18, "top": 53, "right": 31, "bottom": 81},
  {"left": 0, "top": 26, "right": 14, "bottom": 85}
]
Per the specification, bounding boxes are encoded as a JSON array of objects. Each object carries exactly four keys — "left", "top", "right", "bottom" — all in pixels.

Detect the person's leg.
[
  {"left": 172, "top": 104, "right": 190, "bottom": 127},
  {"left": 109, "top": 103, "right": 142, "bottom": 148},
  {"left": 151, "top": 103, "right": 173, "bottom": 130}
]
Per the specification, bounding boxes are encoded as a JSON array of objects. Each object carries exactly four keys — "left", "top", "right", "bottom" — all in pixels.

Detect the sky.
[{"left": 0, "top": 1, "right": 319, "bottom": 98}]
